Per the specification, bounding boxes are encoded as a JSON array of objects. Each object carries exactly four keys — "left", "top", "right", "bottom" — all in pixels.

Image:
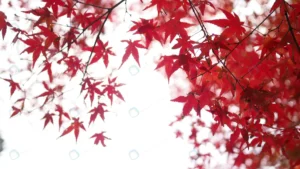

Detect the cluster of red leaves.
[{"left": 0, "top": 0, "right": 300, "bottom": 168}]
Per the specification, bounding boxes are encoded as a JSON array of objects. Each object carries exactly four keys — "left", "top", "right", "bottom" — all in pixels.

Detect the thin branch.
[
  {"left": 284, "top": 2, "right": 299, "bottom": 64},
  {"left": 188, "top": 0, "right": 244, "bottom": 89},
  {"left": 82, "top": 13, "right": 109, "bottom": 80},
  {"left": 82, "top": 0, "right": 126, "bottom": 81},
  {"left": 190, "top": 7, "right": 276, "bottom": 80},
  {"left": 13, "top": 14, "right": 83, "bottom": 30},
  {"left": 240, "top": 30, "right": 290, "bottom": 79},
  {"left": 73, "top": 0, "right": 110, "bottom": 10}
]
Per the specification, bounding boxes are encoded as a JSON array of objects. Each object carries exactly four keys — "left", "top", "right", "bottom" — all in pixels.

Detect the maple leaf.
[
  {"left": 57, "top": 0, "right": 74, "bottom": 18},
  {"left": 143, "top": 0, "right": 180, "bottom": 15},
  {"left": 37, "top": 26, "right": 60, "bottom": 50},
  {"left": 20, "top": 36, "right": 46, "bottom": 68},
  {"left": 155, "top": 55, "right": 177, "bottom": 81},
  {"left": 10, "top": 106, "right": 22, "bottom": 118},
  {"left": 204, "top": 8, "right": 245, "bottom": 39},
  {"left": 90, "top": 132, "right": 111, "bottom": 146},
  {"left": 193, "top": 34, "right": 231, "bottom": 59},
  {"left": 0, "top": 11, "right": 8, "bottom": 39},
  {"left": 81, "top": 78, "right": 103, "bottom": 105},
  {"left": 58, "top": 117, "right": 86, "bottom": 142},
  {"left": 119, "top": 40, "right": 145, "bottom": 68},
  {"left": 84, "top": 39, "right": 115, "bottom": 67},
  {"left": 23, "top": 7, "right": 56, "bottom": 28},
  {"left": 129, "top": 18, "right": 162, "bottom": 47},
  {"left": 159, "top": 11, "right": 194, "bottom": 43},
  {"left": 102, "top": 77, "right": 125, "bottom": 105},
  {"left": 175, "top": 130, "right": 183, "bottom": 139},
  {"left": 42, "top": 0, "right": 65, "bottom": 18},
  {"left": 55, "top": 105, "right": 71, "bottom": 130},
  {"left": 172, "top": 37, "right": 196, "bottom": 55},
  {"left": 1, "top": 77, "right": 22, "bottom": 96},
  {"left": 10, "top": 98, "right": 25, "bottom": 118},
  {"left": 41, "top": 112, "right": 55, "bottom": 129},
  {"left": 35, "top": 81, "right": 55, "bottom": 106},
  {"left": 61, "top": 28, "right": 79, "bottom": 51},
  {"left": 58, "top": 55, "right": 83, "bottom": 78},
  {"left": 270, "top": 0, "right": 285, "bottom": 12},
  {"left": 40, "top": 60, "right": 53, "bottom": 82},
  {"left": 240, "top": 87, "right": 275, "bottom": 110},
  {"left": 156, "top": 53, "right": 209, "bottom": 80},
  {"left": 172, "top": 93, "right": 200, "bottom": 117},
  {"left": 194, "top": 0, "right": 215, "bottom": 15},
  {"left": 88, "top": 103, "right": 108, "bottom": 125},
  {"left": 210, "top": 123, "right": 220, "bottom": 136}
]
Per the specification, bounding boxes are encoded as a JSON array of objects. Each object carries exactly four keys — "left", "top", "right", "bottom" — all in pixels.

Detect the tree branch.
[
  {"left": 73, "top": 0, "right": 110, "bottom": 10},
  {"left": 82, "top": 0, "right": 126, "bottom": 81},
  {"left": 284, "top": 2, "right": 299, "bottom": 64},
  {"left": 188, "top": 0, "right": 244, "bottom": 89}
]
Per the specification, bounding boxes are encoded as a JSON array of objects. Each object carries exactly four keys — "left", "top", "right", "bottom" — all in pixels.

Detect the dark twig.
[
  {"left": 190, "top": 7, "right": 276, "bottom": 80},
  {"left": 284, "top": 2, "right": 299, "bottom": 64},
  {"left": 240, "top": 30, "right": 290, "bottom": 79},
  {"left": 82, "top": 0, "right": 126, "bottom": 81},
  {"left": 73, "top": 0, "right": 110, "bottom": 10},
  {"left": 188, "top": 0, "right": 244, "bottom": 89}
]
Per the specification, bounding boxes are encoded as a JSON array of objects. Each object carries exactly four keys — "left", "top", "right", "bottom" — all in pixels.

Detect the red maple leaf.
[
  {"left": 90, "top": 132, "right": 111, "bottom": 146},
  {"left": 1, "top": 76, "right": 21, "bottom": 96},
  {"left": 40, "top": 60, "right": 53, "bottom": 82},
  {"left": 61, "top": 28, "right": 79, "bottom": 51},
  {"left": 10, "top": 98, "right": 25, "bottom": 118},
  {"left": 119, "top": 40, "right": 145, "bottom": 68},
  {"left": 143, "top": 0, "right": 180, "bottom": 15},
  {"left": 23, "top": 7, "right": 56, "bottom": 28},
  {"left": 84, "top": 39, "right": 115, "bottom": 67},
  {"left": 41, "top": 112, "right": 55, "bottom": 129},
  {"left": 204, "top": 8, "right": 245, "bottom": 39},
  {"left": 37, "top": 26, "right": 60, "bottom": 50},
  {"left": 20, "top": 36, "right": 46, "bottom": 68},
  {"left": 194, "top": 0, "right": 215, "bottom": 15},
  {"left": 55, "top": 105, "right": 71, "bottom": 130},
  {"left": 58, "top": 55, "right": 83, "bottom": 78},
  {"left": 88, "top": 103, "right": 108, "bottom": 125},
  {"left": 42, "top": 0, "right": 65, "bottom": 18},
  {"left": 171, "top": 93, "right": 200, "bottom": 117},
  {"left": 102, "top": 77, "right": 125, "bottom": 105},
  {"left": 270, "top": 0, "right": 285, "bottom": 12},
  {"left": 159, "top": 11, "right": 194, "bottom": 43},
  {"left": 81, "top": 77, "right": 103, "bottom": 105},
  {"left": 35, "top": 82, "right": 57, "bottom": 107},
  {"left": 58, "top": 117, "right": 86, "bottom": 142},
  {"left": 129, "top": 18, "right": 162, "bottom": 47},
  {"left": 10, "top": 106, "right": 22, "bottom": 118},
  {"left": 175, "top": 130, "right": 183, "bottom": 139},
  {"left": 0, "top": 11, "right": 8, "bottom": 39}
]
